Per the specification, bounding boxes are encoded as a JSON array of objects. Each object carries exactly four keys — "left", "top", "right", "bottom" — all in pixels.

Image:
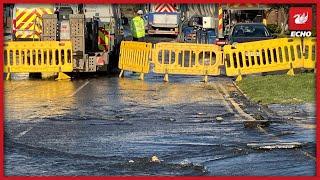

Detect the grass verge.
[{"left": 236, "top": 73, "right": 315, "bottom": 105}]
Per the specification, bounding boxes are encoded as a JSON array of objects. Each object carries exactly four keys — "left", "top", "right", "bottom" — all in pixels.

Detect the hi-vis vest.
[{"left": 131, "top": 16, "right": 145, "bottom": 38}]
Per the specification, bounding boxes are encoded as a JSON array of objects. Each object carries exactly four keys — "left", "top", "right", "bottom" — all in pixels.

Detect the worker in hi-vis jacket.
[{"left": 130, "top": 10, "right": 146, "bottom": 41}]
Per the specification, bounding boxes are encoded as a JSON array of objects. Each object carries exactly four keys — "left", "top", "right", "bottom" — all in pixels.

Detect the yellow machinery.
[{"left": 4, "top": 4, "right": 124, "bottom": 80}]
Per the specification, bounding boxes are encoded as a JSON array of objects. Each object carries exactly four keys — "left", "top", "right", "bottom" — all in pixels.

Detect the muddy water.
[{"left": 4, "top": 74, "right": 315, "bottom": 176}]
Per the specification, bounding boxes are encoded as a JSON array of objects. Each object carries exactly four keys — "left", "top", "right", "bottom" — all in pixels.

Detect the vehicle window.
[{"left": 232, "top": 25, "right": 270, "bottom": 37}]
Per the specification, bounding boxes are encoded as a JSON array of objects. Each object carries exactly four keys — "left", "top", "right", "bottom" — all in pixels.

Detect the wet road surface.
[{"left": 4, "top": 73, "right": 316, "bottom": 176}]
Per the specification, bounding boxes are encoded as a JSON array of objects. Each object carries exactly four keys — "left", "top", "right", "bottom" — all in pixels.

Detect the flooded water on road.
[{"left": 4, "top": 74, "right": 316, "bottom": 176}]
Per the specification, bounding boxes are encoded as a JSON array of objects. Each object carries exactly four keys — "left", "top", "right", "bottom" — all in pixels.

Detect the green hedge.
[{"left": 267, "top": 24, "right": 281, "bottom": 34}]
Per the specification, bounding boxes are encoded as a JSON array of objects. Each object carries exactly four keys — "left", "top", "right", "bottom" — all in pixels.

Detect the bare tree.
[{"left": 266, "top": 5, "right": 290, "bottom": 35}]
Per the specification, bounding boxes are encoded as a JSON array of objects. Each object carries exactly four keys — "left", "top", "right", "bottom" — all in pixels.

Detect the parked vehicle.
[
  {"left": 226, "top": 23, "right": 274, "bottom": 44},
  {"left": 181, "top": 26, "right": 196, "bottom": 43},
  {"left": 181, "top": 15, "right": 217, "bottom": 44},
  {"left": 178, "top": 4, "right": 219, "bottom": 44}
]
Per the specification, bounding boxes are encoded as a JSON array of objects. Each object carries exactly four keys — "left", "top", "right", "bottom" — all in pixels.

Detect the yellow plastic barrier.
[
  {"left": 302, "top": 38, "right": 316, "bottom": 69},
  {"left": 118, "top": 41, "right": 152, "bottom": 80},
  {"left": 224, "top": 38, "right": 303, "bottom": 81},
  {"left": 4, "top": 41, "right": 73, "bottom": 80},
  {"left": 152, "top": 43, "right": 223, "bottom": 82}
]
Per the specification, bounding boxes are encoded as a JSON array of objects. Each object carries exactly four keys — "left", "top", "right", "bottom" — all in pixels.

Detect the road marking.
[
  {"left": 211, "top": 83, "right": 234, "bottom": 114},
  {"left": 69, "top": 81, "right": 90, "bottom": 97},
  {"left": 218, "top": 83, "right": 255, "bottom": 121},
  {"left": 15, "top": 127, "right": 33, "bottom": 138}
]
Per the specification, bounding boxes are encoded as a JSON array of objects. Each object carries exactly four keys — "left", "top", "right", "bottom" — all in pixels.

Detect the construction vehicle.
[
  {"left": 12, "top": 4, "right": 55, "bottom": 40},
  {"left": 4, "top": 4, "right": 14, "bottom": 41},
  {"left": 179, "top": 4, "right": 218, "bottom": 44},
  {"left": 6, "top": 4, "right": 123, "bottom": 74},
  {"left": 145, "top": 4, "right": 180, "bottom": 36}
]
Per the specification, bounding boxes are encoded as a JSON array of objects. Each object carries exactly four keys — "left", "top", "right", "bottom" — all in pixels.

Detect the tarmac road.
[{"left": 4, "top": 73, "right": 316, "bottom": 176}]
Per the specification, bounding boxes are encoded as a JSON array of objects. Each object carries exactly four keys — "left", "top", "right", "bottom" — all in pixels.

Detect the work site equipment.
[
  {"left": 4, "top": 41, "right": 73, "bottom": 80},
  {"left": 118, "top": 41, "right": 152, "bottom": 80},
  {"left": 152, "top": 42, "right": 223, "bottom": 82},
  {"left": 223, "top": 38, "right": 306, "bottom": 81},
  {"left": 5, "top": 4, "right": 124, "bottom": 80},
  {"left": 118, "top": 41, "right": 223, "bottom": 82},
  {"left": 118, "top": 37, "right": 316, "bottom": 82},
  {"left": 98, "top": 27, "right": 110, "bottom": 51}
]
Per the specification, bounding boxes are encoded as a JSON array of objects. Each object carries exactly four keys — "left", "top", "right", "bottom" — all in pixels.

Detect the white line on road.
[
  {"left": 218, "top": 83, "right": 255, "bottom": 121},
  {"left": 15, "top": 127, "right": 33, "bottom": 139},
  {"left": 212, "top": 83, "right": 234, "bottom": 114},
  {"left": 69, "top": 81, "right": 90, "bottom": 97}
]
